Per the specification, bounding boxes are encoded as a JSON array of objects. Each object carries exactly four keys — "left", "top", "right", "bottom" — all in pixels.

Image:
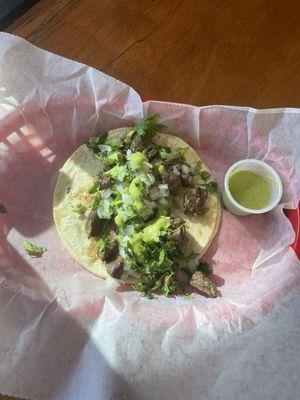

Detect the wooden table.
[
  {"left": 6, "top": 0, "right": 300, "bottom": 108},
  {"left": 2, "top": 0, "right": 300, "bottom": 399}
]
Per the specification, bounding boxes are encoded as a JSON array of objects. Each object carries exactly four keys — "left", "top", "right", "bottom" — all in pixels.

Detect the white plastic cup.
[{"left": 222, "top": 159, "right": 283, "bottom": 216}]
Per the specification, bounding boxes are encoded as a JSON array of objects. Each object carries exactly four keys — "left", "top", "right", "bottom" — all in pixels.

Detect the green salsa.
[{"left": 228, "top": 170, "right": 271, "bottom": 210}]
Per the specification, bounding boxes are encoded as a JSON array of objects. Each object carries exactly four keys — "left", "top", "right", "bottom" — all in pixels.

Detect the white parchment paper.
[{"left": 0, "top": 33, "right": 300, "bottom": 400}]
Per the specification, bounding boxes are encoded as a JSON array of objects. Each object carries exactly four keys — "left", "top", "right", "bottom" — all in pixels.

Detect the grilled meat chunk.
[
  {"left": 106, "top": 255, "right": 124, "bottom": 279},
  {"left": 85, "top": 210, "right": 103, "bottom": 238},
  {"left": 171, "top": 216, "right": 185, "bottom": 229},
  {"left": 190, "top": 271, "right": 221, "bottom": 298},
  {"left": 183, "top": 186, "right": 208, "bottom": 215},
  {"left": 161, "top": 170, "right": 181, "bottom": 193},
  {"left": 162, "top": 157, "right": 181, "bottom": 168},
  {"left": 170, "top": 225, "right": 187, "bottom": 248},
  {"left": 99, "top": 176, "right": 113, "bottom": 190},
  {"left": 147, "top": 148, "right": 158, "bottom": 160}
]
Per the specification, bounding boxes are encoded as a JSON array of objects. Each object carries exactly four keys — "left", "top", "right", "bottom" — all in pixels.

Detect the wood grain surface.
[
  {"left": 1, "top": 0, "right": 300, "bottom": 399},
  {"left": 6, "top": 0, "right": 300, "bottom": 108}
]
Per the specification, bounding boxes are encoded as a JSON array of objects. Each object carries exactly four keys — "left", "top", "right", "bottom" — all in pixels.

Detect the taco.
[{"left": 53, "top": 115, "right": 221, "bottom": 298}]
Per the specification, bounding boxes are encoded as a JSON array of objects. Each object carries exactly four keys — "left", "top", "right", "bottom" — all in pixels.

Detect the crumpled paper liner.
[{"left": 0, "top": 33, "right": 300, "bottom": 400}]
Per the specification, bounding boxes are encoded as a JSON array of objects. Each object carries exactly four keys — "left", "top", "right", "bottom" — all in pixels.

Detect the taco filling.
[{"left": 53, "top": 115, "right": 221, "bottom": 298}]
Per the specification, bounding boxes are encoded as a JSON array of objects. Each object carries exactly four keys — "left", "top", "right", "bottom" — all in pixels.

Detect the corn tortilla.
[{"left": 53, "top": 128, "right": 221, "bottom": 280}]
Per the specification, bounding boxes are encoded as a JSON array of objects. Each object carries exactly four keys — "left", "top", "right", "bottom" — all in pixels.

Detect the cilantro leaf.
[
  {"left": 193, "top": 161, "right": 202, "bottom": 176},
  {"left": 159, "top": 146, "right": 188, "bottom": 162},
  {"left": 23, "top": 240, "right": 47, "bottom": 257},
  {"left": 201, "top": 181, "right": 218, "bottom": 193},
  {"left": 125, "top": 114, "right": 166, "bottom": 146},
  {"left": 159, "top": 147, "right": 172, "bottom": 159},
  {"left": 88, "top": 182, "right": 99, "bottom": 194},
  {"left": 0, "top": 203, "right": 6, "bottom": 213},
  {"left": 86, "top": 133, "right": 108, "bottom": 153},
  {"left": 161, "top": 272, "right": 177, "bottom": 296},
  {"left": 95, "top": 237, "right": 109, "bottom": 254},
  {"left": 92, "top": 196, "right": 101, "bottom": 211},
  {"left": 175, "top": 147, "right": 189, "bottom": 162},
  {"left": 199, "top": 171, "right": 211, "bottom": 182}
]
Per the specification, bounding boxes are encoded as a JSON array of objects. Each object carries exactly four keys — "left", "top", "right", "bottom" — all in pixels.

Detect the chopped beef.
[
  {"left": 180, "top": 175, "right": 192, "bottom": 187},
  {"left": 179, "top": 163, "right": 192, "bottom": 187},
  {"left": 147, "top": 148, "right": 158, "bottom": 160},
  {"left": 85, "top": 210, "right": 103, "bottom": 238},
  {"left": 98, "top": 176, "right": 113, "bottom": 190},
  {"left": 190, "top": 271, "right": 221, "bottom": 298},
  {"left": 170, "top": 217, "right": 187, "bottom": 248},
  {"left": 175, "top": 268, "right": 191, "bottom": 283},
  {"left": 183, "top": 186, "right": 208, "bottom": 215},
  {"left": 180, "top": 174, "right": 192, "bottom": 188},
  {"left": 106, "top": 255, "right": 124, "bottom": 279},
  {"left": 170, "top": 225, "right": 187, "bottom": 248},
  {"left": 161, "top": 170, "right": 181, "bottom": 193},
  {"left": 162, "top": 157, "right": 181, "bottom": 168},
  {"left": 161, "top": 158, "right": 194, "bottom": 192},
  {"left": 132, "top": 145, "right": 146, "bottom": 153},
  {"left": 171, "top": 216, "right": 185, "bottom": 229}
]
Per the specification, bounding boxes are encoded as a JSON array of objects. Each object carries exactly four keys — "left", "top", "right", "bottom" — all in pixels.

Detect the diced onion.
[
  {"left": 158, "top": 184, "right": 170, "bottom": 197},
  {"left": 144, "top": 199, "right": 156, "bottom": 209},
  {"left": 124, "top": 224, "right": 135, "bottom": 235},
  {"left": 181, "top": 164, "right": 191, "bottom": 175},
  {"left": 119, "top": 246, "right": 127, "bottom": 260},
  {"left": 98, "top": 144, "right": 111, "bottom": 152},
  {"left": 126, "top": 149, "right": 133, "bottom": 159},
  {"left": 115, "top": 184, "right": 123, "bottom": 192},
  {"left": 149, "top": 186, "right": 160, "bottom": 200},
  {"left": 97, "top": 200, "right": 112, "bottom": 219},
  {"left": 122, "top": 193, "right": 134, "bottom": 205},
  {"left": 158, "top": 197, "right": 169, "bottom": 207},
  {"left": 103, "top": 189, "right": 113, "bottom": 199},
  {"left": 117, "top": 166, "right": 128, "bottom": 181},
  {"left": 172, "top": 166, "right": 181, "bottom": 176},
  {"left": 138, "top": 173, "right": 155, "bottom": 186}
]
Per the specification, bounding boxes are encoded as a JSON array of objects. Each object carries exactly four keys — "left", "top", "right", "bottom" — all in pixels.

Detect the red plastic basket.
[{"left": 285, "top": 205, "right": 300, "bottom": 258}]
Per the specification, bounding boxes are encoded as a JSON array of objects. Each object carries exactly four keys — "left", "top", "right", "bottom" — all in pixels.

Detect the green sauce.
[{"left": 228, "top": 170, "right": 271, "bottom": 210}]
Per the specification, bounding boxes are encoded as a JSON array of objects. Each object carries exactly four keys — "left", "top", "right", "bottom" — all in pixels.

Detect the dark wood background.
[{"left": 2, "top": 0, "right": 300, "bottom": 399}]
